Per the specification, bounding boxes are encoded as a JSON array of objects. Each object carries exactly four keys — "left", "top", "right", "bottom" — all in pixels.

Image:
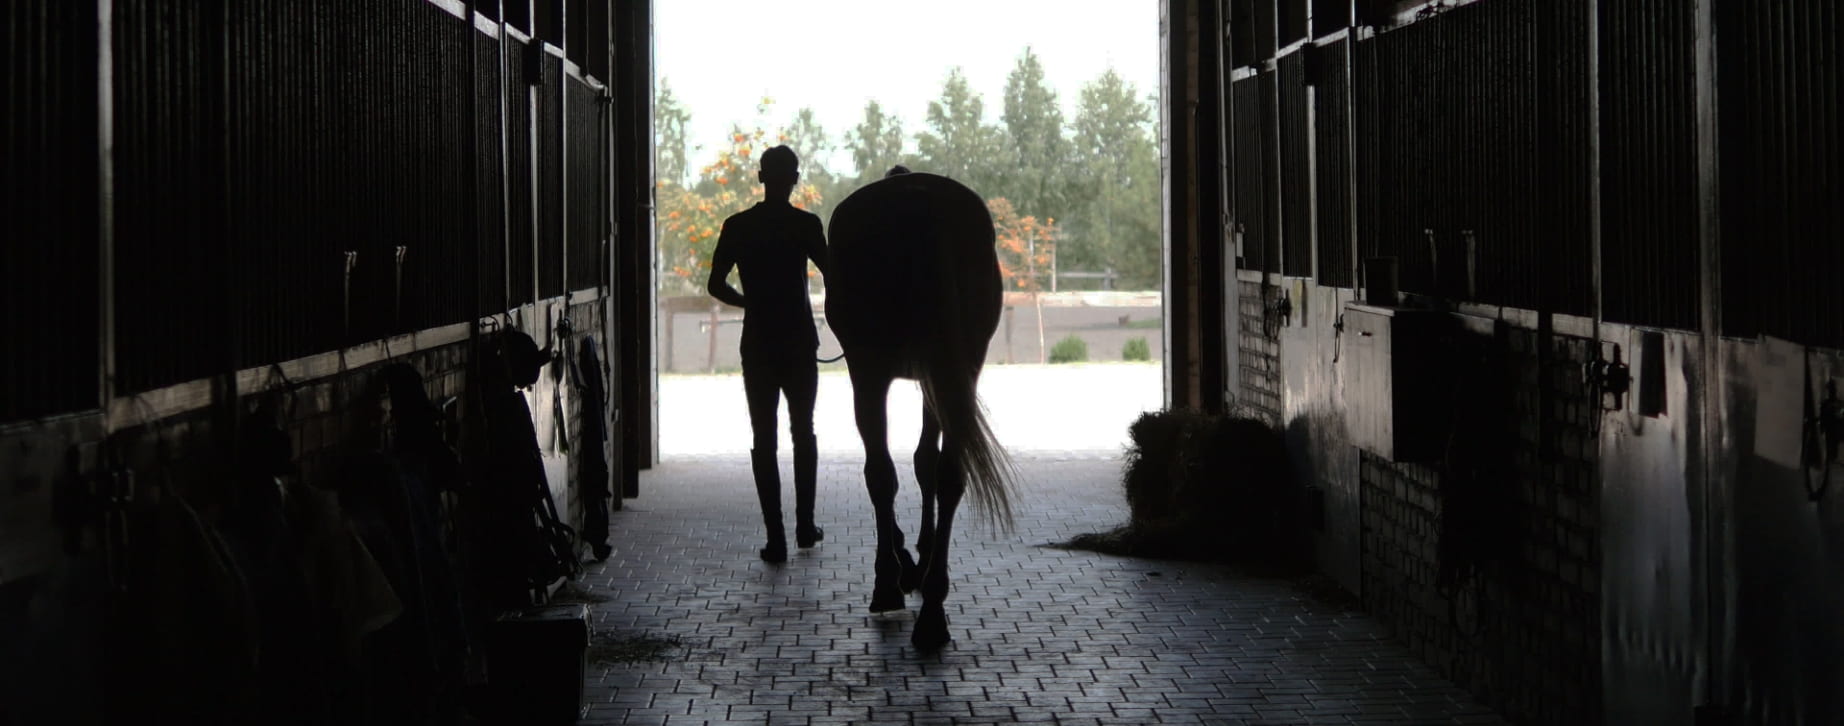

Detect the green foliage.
[
  {"left": 916, "top": 68, "right": 1007, "bottom": 194},
  {"left": 847, "top": 100, "right": 909, "bottom": 188},
  {"left": 1122, "top": 337, "right": 1151, "bottom": 361},
  {"left": 783, "top": 107, "right": 840, "bottom": 227},
  {"left": 997, "top": 47, "right": 1072, "bottom": 223},
  {"left": 1066, "top": 69, "right": 1162, "bottom": 290},
  {"left": 654, "top": 99, "right": 824, "bottom": 295},
  {"left": 667, "top": 58, "right": 1165, "bottom": 295},
  {"left": 1048, "top": 334, "right": 1088, "bottom": 364},
  {"left": 655, "top": 79, "right": 693, "bottom": 188}
]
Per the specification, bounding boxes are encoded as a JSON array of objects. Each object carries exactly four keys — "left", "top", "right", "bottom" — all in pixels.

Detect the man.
[{"left": 708, "top": 145, "right": 828, "bottom": 563}]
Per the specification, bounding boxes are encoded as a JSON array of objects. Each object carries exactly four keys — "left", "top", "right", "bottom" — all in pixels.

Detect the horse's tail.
[
  {"left": 918, "top": 353, "right": 1016, "bottom": 532},
  {"left": 916, "top": 189, "right": 1015, "bottom": 532}
]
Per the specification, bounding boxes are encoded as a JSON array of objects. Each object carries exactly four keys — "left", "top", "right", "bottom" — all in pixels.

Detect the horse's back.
[{"left": 825, "top": 174, "right": 1001, "bottom": 365}]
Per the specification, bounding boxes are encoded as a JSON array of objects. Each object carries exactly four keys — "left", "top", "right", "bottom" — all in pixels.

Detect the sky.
[{"left": 654, "top": 0, "right": 1162, "bottom": 176}]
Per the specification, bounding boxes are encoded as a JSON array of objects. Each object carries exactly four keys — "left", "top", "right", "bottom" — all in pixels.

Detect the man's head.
[{"left": 759, "top": 145, "right": 799, "bottom": 188}]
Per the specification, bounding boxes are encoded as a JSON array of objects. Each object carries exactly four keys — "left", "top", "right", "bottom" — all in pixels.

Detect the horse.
[{"left": 824, "top": 170, "right": 1016, "bottom": 649}]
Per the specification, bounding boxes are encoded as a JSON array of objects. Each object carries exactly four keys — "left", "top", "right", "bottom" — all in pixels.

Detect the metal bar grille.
[
  {"left": 1279, "top": 51, "right": 1313, "bottom": 278},
  {"left": 228, "top": 0, "right": 330, "bottom": 368},
  {"left": 567, "top": 77, "right": 604, "bottom": 292},
  {"left": 538, "top": 53, "right": 566, "bottom": 300},
  {"left": 1258, "top": 69, "right": 1283, "bottom": 275},
  {"left": 1230, "top": 75, "right": 1269, "bottom": 272},
  {"left": 1537, "top": 0, "right": 1595, "bottom": 317},
  {"left": 6, "top": 0, "right": 615, "bottom": 419},
  {"left": 422, "top": 2, "right": 475, "bottom": 331},
  {"left": 1718, "top": 0, "right": 1842, "bottom": 349},
  {"left": 1598, "top": 0, "right": 1699, "bottom": 330},
  {"left": 112, "top": 0, "right": 227, "bottom": 394},
  {"left": 1353, "top": 38, "right": 1387, "bottom": 289},
  {"left": 1313, "top": 38, "right": 1354, "bottom": 288},
  {"left": 1351, "top": 0, "right": 1592, "bottom": 313},
  {"left": 505, "top": 36, "right": 536, "bottom": 308},
  {"left": 363, "top": 0, "right": 477, "bottom": 336},
  {"left": 477, "top": 30, "right": 508, "bottom": 316},
  {"left": 341, "top": 0, "right": 397, "bottom": 347},
  {"left": 2, "top": 0, "right": 101, "bottom": 421}
]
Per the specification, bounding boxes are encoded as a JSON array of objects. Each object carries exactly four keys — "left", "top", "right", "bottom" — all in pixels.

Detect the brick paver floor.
[{"left": 578, "top": 448, "right": 1510, "bottom": 725}]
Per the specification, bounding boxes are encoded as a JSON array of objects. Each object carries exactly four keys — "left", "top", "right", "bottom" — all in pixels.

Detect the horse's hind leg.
[
  {"left": 912, "top": 433, "right": 964, "bottom": 650},
  {"left": 907, "top": 411, "right": 941, "bottom": 594},
  {"left": 851, "top": 366, "right": 913, "bottom": 612}
]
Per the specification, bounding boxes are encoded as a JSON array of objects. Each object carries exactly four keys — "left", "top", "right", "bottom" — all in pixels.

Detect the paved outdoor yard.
[{"left": 572, "top": 365, "right": 1509, "bottom": 725}]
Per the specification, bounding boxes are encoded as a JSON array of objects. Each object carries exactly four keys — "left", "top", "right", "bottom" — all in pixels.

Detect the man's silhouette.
[{"left": 708, "top": 145, "right": 828, "bottom": 563}]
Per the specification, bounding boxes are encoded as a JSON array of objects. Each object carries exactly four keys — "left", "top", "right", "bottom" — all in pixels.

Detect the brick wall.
[
  {"left": 1360, "top": 326, "right": 1602, "bottom": 726},
  {"left": 1237, "top": 280, "right": 1283, "bottom": 424}
]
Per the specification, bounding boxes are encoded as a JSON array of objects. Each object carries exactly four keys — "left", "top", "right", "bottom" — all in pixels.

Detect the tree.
[
  {"left": 783, "top": 106, "right": 841, "bottom": 226},
  {"left": 655, "top": 98, "right": 825, "bottom": 295},
  {"left": 989, "top": 197, "right": 1057, "bottom": 294},
  {"left": 916, "top": 68, "right": 1006, "bottom": 195},
  {"left": 655, "top": 78, "right": 693, "bottom": 187},
  {"left": 1067, "top": 68, "right": 1162, "bottom": 290},
  {"left": 988, "top": 197, "right": 1058, "bottom": 362},
  {"left": 846, "top": 100, "right": 908, "bottom": 189},
  {"left": 1000, "top": 47, "right": 1072, "bottom": 224}
]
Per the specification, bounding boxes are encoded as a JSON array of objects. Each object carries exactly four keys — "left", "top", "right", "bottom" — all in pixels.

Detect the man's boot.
[
  {"left": 794, "top": 434, "right": 823, "bottom": 548},
  {"left": 751, "top": 448, "right": 787, "bottom": 562}
]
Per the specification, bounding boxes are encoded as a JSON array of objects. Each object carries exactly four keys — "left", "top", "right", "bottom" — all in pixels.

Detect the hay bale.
[{"left": 1116, "top": 409, "right": 1300, "bottom": 564}]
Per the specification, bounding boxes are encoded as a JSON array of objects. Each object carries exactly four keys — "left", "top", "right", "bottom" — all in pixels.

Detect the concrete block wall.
[{"left": 1358, "top": 326, "right": 1603, "bottom": 726}]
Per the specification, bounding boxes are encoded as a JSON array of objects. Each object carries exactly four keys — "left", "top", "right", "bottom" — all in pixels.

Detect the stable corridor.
[{"left": 578, "top": 450, "right": 1508, "bottom": 725}]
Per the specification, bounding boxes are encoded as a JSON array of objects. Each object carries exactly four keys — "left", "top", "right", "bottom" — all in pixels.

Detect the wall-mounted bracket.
[{"left": 1588, "top": 344, "right": 1631, "bottom": 412}]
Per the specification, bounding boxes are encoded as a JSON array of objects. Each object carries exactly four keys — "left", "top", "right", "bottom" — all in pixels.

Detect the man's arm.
[
  {"left": 804, "top": 214, "right": 829, "bottom": 278},
  {"left": 707, "top": 222, "right": 746, "bottom": 308}
]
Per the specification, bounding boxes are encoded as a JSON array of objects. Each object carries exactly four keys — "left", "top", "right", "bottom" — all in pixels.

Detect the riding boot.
[
  {"left": 793, "top": 434, "right": 823, "bottom": 548},
  {"left": 751, "top": 448, "right": 787, "bottom": 562}
]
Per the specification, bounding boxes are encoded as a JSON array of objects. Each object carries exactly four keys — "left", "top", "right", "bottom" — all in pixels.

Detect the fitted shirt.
[{"left": 709, "top": 201, "right": 828, "bottom": 356}]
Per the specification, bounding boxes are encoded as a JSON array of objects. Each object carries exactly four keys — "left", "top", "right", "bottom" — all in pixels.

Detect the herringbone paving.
[{"left": 580, "top": 453, "right": 1508, "bottom": 725}]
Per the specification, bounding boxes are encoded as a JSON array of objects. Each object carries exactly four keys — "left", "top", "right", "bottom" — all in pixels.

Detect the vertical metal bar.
[
  {"left": 1200, "top": 0, "right": 1226, "bottom": 414},
  {"left": 1588, "top": 0, "right": 1602, "bottom": 332},
  {"left": 98, "top": 0, "right": 115, "bottom": 410},
  {"left": 529, "top": 69, "right": 541, "bottom": 315},
  {"left": 1344, "top": 36, "right": 1357, "bottom": 290},
  {"left": 1222, "top": 0, "right": 1242, "bottom": 407},
  {"left": 1692, "top": 0, "right": 1726, "bottom": 711},
  {"left": 499, "top": 13, "right": 513, "bottom": 314},
  {"left": 1160, "top": 0, "right": 1192, "bottom": 409},
  {"left": 559, "top": 3, "right": 569, "bottom": 306},
  {"left": 466, "top": 0, "right": 484, "bottom": 449}
]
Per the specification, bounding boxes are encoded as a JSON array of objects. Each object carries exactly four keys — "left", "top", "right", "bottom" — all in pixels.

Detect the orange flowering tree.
[
  {"left": 988, "top": 197, "right": 1057, "bottom": 293},
  {"left": 656, "top": 98, "right": 825, "bottom": 295},
  {"left": 986, "top": 197, "right": 1058, "bottom": 362}
]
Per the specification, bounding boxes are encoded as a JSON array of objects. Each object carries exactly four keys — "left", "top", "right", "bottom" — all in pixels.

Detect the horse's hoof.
[
  {"left": 911, "top": 606, "right": 951, "bottom": 650},
  {"left": 869, "top": 586, "right": 907, "bottom": 614},
  {"left": 896, "top": 547, "right": 919, "bottom": 594}
]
